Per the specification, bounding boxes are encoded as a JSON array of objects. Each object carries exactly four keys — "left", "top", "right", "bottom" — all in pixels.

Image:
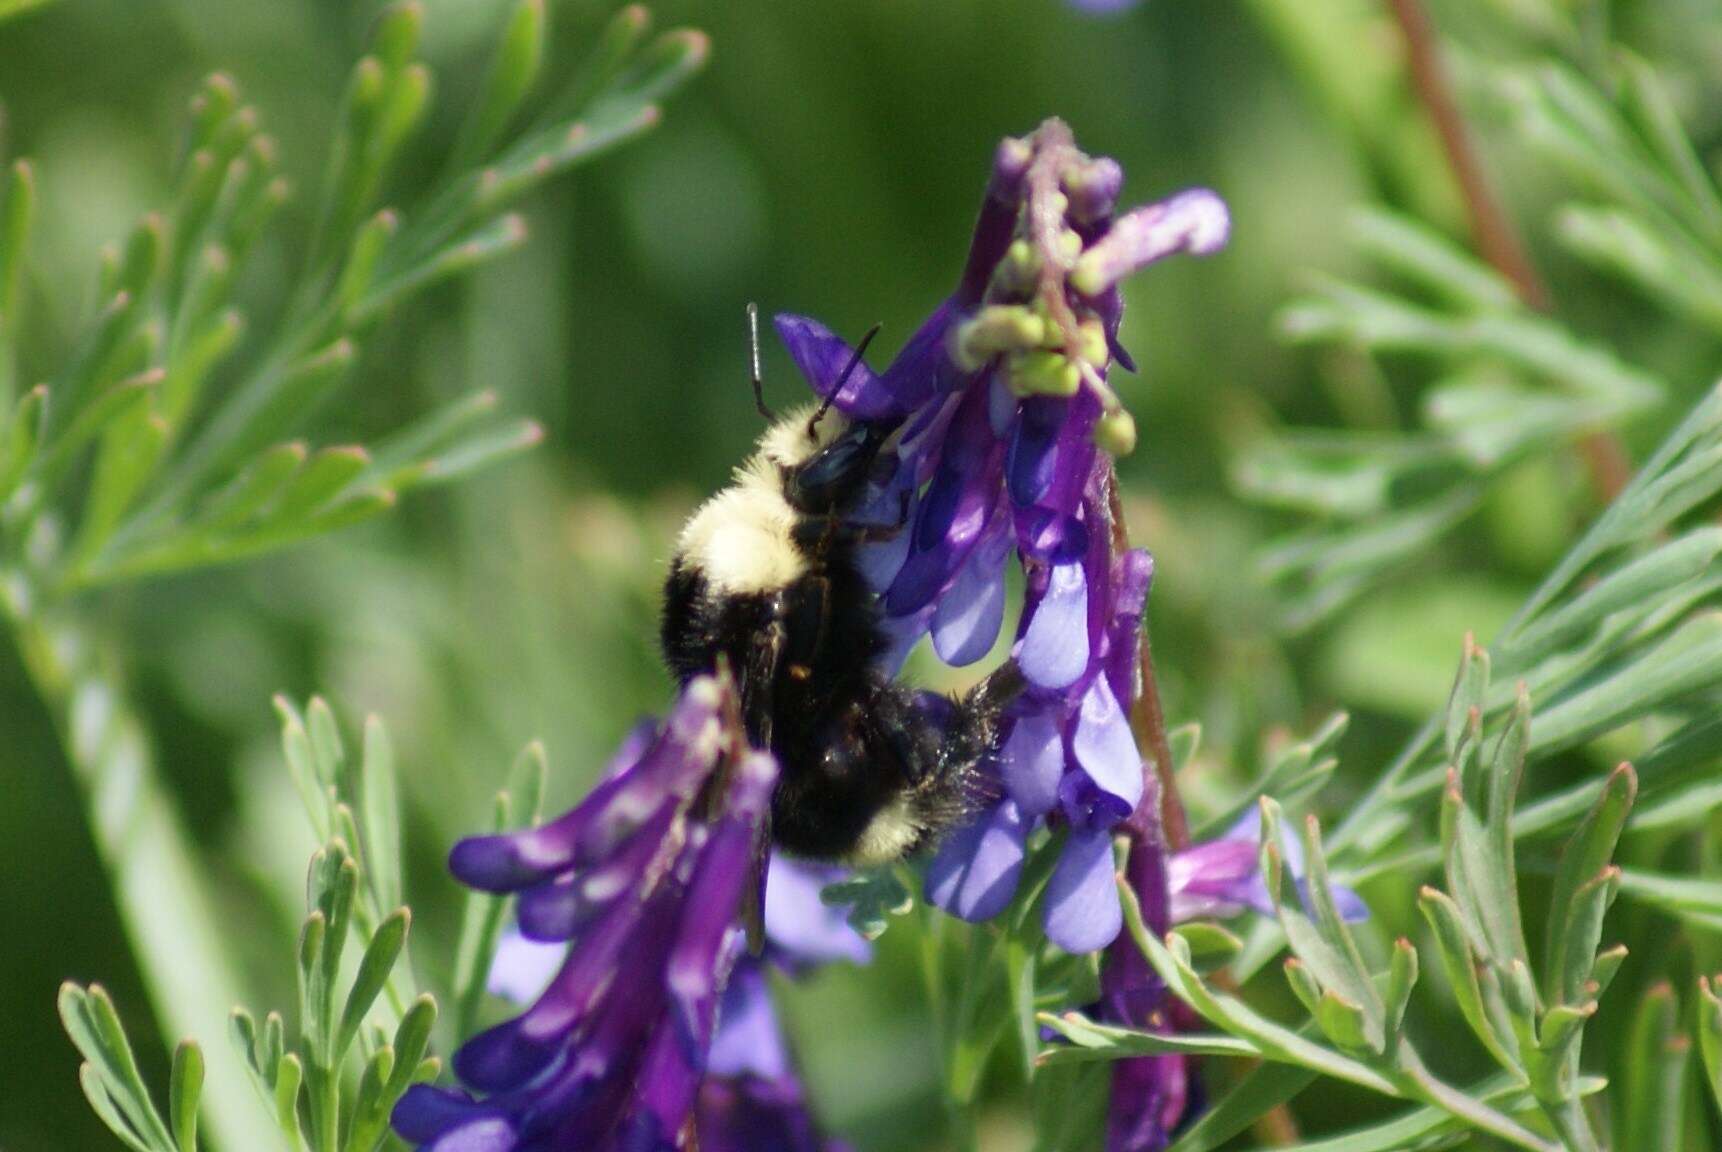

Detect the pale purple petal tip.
[
  {"left": 932, "top": 530, "right": 1009, "bottom": 666},
  {"left": 1017, "top": 561, "right": 1090, "bottom": 689},
  {"left": 486, "top": 929, "right": 567, "bottom": 1005},
  {"left": 925, "top": 799, "right": 1029, "bottom": 922},
  {"left": 763, "top": 856, "right": 872, "bottom": 967},
  {"left": 999, "top": 710, "right": 1066, "bottom": 817},
  {"left": 1072, "top": 675, "right": 1145, "bottom": 814},
  {"left": 1045, "top": 827, "right": 1123, "bottom": 954},
  {"left": 1075, "top": 188, "right": 1230, "bottom": 296},
  {"left": 707, "top": 963, "right": 791, "bottom": 1080}
]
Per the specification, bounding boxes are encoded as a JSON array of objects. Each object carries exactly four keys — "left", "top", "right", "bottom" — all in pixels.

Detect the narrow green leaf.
[
  {"left": 1545, "top": 763, "right": 1634, "bottom": 1004},
  {"left": 1699, "top": 976, "right": 1722, "bottom": 1117},
  {"left": 271, "top": 445, "right": 368, "bottom": 523},
  {"left": 1418, "top": 887, "right": 1517, "bottom": 1069},
  {"left": 388, "top": 995, "right": 437, "bottom": 1095},
  {"left": 273, "top": 1053, "right": 303, "bottom": 1142},
  {"left": 79, "top": 1063, "right": 154, "bottom": 1152},
  {"left": 1610, "top": 983, "right": 1681, "bottom": 1151},
  {"left": 72, "top": 407, "right": 170, "bottom": 570},
  {"left": 1555, "top": 868, "right": 1619, "bottom": 1010},
  {"left": 1035, "top": 1011, "right": 1259, "bottom": 1062},
  {"left": 1533, "top": 614, "right": 1722, "bottom": 754},
  {"left": 1164, "top": 1062, "right": 1318, "bottom": 1152},
  {"left": 169, "top": 1041, "right": 202, "bottom": 1152},
  {"left": 338, "top": 908, "right": 410, "bottom": 1056},
  {"left": 453, "top": 0, "right": 546, "bottom": 170},
  {"left": 1351, "top": 207, "right": 1519, "bottom": 312},
  {"left": 1501, "top": 529, "right": 1722, "bottom": 670},
  {"left": 1445, "top": 634, "right": 1489, "bottom": 763},
  {"left": 0, "top": 382, "right": 46, "bottom": 500},
  {"left": 1383, "top": 938, "right": 1417, "bottom": 1054},
  {"left": 1283, "top": 957, "right": 1323, "bottom": 1018},
  {"left": 361, "top": 714, "right": 402, "bottom": 913},
  {"left": 0, "top": 158, "right": 36, "bottom": 323}
]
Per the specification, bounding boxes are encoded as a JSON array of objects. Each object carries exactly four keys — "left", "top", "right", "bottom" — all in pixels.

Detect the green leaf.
[
  {"left": 1700, "top": 977, "right": 1722, "bottom": 1117},
  {"left": 169, "top": 1041, "right": 202, "bottom": 1152},
  {"left": 1035, "top": 1011, "right": 1259, "bottom": 1063},
  {"left": 360, "top": 715, "right": 402, "bottom": 914},
  {"left": 1190, "top": 713, "right": 1345, "bottom": 840},
  {"left": 1164, "top": 1062, "right": 1317, "bottom": 1152},
  {"left": 78, "top": 1063, "right": 154, "bottom": 1152},
  {"left": 1417, "top": 887, "right": 1517, "bottom": 1069},
  {"left": 0, "top": 158, "right": 35, "bottom": 323},
  {"left": 1615, "top": 982, "right": 1686, "bottom": 1152},
  {"left": 0, "top": 382, "right": 46, "bottom": 500},
  {"left": 1349, "top": 207, "right": 1519, "bottom": 312},
  {"left": 453, "top": 0, "right": 546, "bottom": 171},
  {"left": 338, "top": 908, "right": 410, "bottom": 1056},
  {"left": 1544, "top": 763, "right": 1634, "bottom": 1005},
  {"left": 1533, "top": 613, "right": 1722, "bottom": 754},
  {"left": 72, "top": 406, "right": 170, "bottom": 571}
]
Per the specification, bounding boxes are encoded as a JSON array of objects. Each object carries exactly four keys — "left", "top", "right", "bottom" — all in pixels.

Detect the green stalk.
[{"left": 4, "top": 581, "right": 281, "bottom": 1152}]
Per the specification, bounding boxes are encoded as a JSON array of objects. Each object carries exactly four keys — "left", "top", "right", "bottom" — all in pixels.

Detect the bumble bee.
[{"left": 659, "top": 309, "right": 1022, "bottom": 865}]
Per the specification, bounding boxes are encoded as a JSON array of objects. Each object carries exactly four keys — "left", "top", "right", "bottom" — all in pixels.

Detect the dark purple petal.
[
  {"left": 666, "top": 752, "right": 777, "bottom": 1042},
  {"left": 393, "top": 1086, "right": 505, "bottom": 1143},
  {"left": 1106, "top": 1054, "right": 1187, "bottom": 1152},
  {"left": 516, "top": 807, "right": 679, "bottom": 941},
  {"left": 958, "top": 138, "right": 1033, "bottom": 305},
  {"left": 773, "top": 314, "right": 894, "bottom": 420},
  {"left": 1016, "top": 561, "right": 1089, "bottom": 690},
  {"left": 999, "top": 709, "right": 1066, "bottom": 817},
  {"left": 876, "top": 301, "right": 958, "bottom": 414},
  {"left": 450, "top": 680, "right": 724, "bottom": 892},
  {"left": 1072, "top": 675, "right": 1145, "bottom": 816},
  {"left": 1045, "top": 827, "right": 1123, "bottom": 953},
  {"left": 762, "top": 857, "right": 871, "bottom": 968},
  {"left": 925, "top": 799, "right": 1029, "bottom": 922},
  {"left": 1006, "top": 397, "right": 1064, "bottom": 508},
  {"left": 696, "top": 1075, "right": 842, "bottom": 1152}
]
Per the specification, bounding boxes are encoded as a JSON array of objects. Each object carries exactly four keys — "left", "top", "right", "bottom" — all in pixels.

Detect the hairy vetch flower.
[
  {"left": 774, "top": 121, "right": 1227, "bottom": 955},
  {"left": 392, "top": 675, "right": 790, "bottom": 1152}
]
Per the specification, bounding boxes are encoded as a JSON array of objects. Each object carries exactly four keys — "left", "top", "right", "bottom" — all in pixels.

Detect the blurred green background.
[{"left": 5, "top": 1, "right": 1721, "bottom": 1149}]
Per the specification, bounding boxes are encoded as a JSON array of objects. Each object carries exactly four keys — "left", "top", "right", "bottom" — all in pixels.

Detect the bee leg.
[{"left": 742, "top": 614, "right": 787, "bottom": 749}]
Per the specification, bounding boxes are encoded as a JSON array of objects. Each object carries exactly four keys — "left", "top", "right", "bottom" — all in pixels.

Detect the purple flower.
[
  {"left": 1169, "top": 813, "right": 1368, "bottom": 925},
  {"left": 392, "top": 675, "right": 785, "bottom": 1152},
  {"left": 773, "top": 120, "right": 1232, "bottom": 1151},
  {"left": 774, "top": 123, "right": 1228, "bottom": 962}
]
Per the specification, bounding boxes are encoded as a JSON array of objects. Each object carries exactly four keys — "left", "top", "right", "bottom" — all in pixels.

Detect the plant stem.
[
  {"left": 1389, "top": 0, "right": 1630, "bottom": 503},
  {"left": 4, "top": 581, "right": 279, "bottom": 1152}
]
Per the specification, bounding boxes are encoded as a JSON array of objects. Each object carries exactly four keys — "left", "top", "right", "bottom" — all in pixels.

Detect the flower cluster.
[
  {"left": 392, "top": 675, "right": 828, "bottom": 1152},
  {"left": 772, "top": 120, "right": 1229, "bottom": 954}
]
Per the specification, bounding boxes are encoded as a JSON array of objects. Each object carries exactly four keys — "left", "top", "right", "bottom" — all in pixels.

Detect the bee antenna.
[
  {"left": 747, "top": 303, "right": 775, "bottom": 422},
  {"left": 808, "top": 320, "right": 883, "bottom": 437}
]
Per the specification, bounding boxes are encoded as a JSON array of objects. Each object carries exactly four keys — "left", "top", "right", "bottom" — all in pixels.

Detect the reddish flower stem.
[{"left": 1389, "top": 0, "right": 1630, "bottom": 502}]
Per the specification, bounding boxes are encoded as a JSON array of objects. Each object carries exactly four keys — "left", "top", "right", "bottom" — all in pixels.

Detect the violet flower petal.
[
  {"left": 931, "top": 519, "right": 1010, "bottom": 666},
  {"left": 999, "top": 709, "right": 1066, "bottom": 817},
  {"left": 487, "top": 929, "right": 568, "bottom": 1005},
  {"left": 1016, "top": 561, "right": 1089, "bottom": 690},
  {"left": 925, "top": 799, "right": 1029, "bottom": 922},
  {"left": 1045, "top": 826, "right": 1123, "bottom": 954},
  {"left": 706, "top": 962, "right": 791, "bottom": 1081},
  {"left": 1072, "top": 674, "right": 1145, "bottom": 817},
  {"left": 773, "top": 314, "right": 893, "bottom": 420},
  {"left": 762, "top": 857, "right": 872, "bottom": 968}
]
